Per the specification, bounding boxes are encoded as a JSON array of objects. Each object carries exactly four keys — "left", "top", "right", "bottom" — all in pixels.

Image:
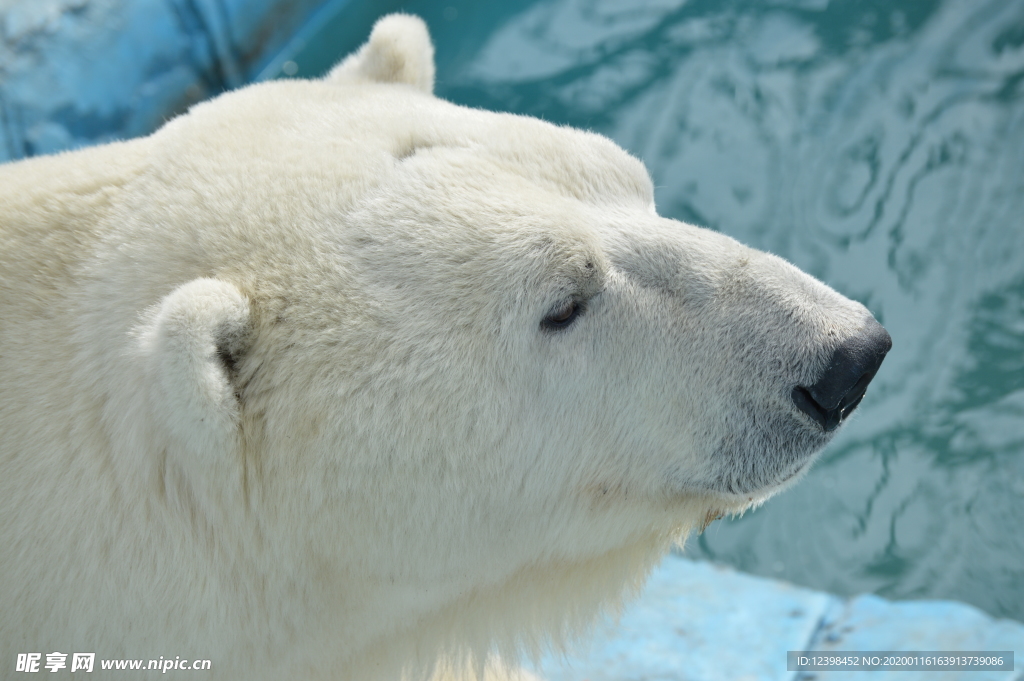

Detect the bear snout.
[{"left": 792, "top": 317, "right": 892, "bottom": 432}]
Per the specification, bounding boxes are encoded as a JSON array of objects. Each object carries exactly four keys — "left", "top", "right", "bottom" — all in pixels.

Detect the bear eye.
[{"left": 541, "top": 299, "right": 585, "bottom": 331}]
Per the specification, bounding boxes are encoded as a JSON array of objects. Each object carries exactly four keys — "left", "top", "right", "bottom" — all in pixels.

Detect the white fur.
[
  {"left": 328, "top": 14, "right": 435, "bottom": 93},
  {"left": 135, "top": 278, "right": 248, "bottom": 452},
  {"left": 0, "top": 14, "right": 876, "bottom": 681}
]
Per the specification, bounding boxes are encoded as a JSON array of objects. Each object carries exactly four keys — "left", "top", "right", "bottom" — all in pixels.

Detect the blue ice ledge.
[
  {"left": 532, "top": 555, "right": 1024, "bottom": 681},
  {"left": 0, "top": 0, "right": 339, "bottom": 161}
]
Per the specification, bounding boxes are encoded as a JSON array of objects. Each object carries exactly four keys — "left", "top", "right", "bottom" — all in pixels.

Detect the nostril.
[
  {"left": 792, "top": 378, "right": 867, "bottom": 432},
  {"left": 793, "top": 318, "right": 892, "bottom": 432},
  {"left": 792, "top": 386, "right": 829, "bottom": 429}
]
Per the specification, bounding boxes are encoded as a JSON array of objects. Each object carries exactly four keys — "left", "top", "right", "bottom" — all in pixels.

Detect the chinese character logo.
[
  {"left": 70, "top": 653, "right": 95, "bottom": 673},
  {"left": 15, "top": 653, "right": 41, "bottom": 673}
]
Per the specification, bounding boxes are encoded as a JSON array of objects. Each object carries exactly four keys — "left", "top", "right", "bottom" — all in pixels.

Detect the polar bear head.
[{"left": 73, "top": 13, "right": 890, "bottom": 677}]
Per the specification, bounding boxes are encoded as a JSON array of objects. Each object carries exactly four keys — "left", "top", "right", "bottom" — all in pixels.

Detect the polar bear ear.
[
  {"left": 325, "top": 13, "right": 435, "bottom": 94},
  {"left": 136, "top": 278, "right": 251, "bottom": 459}
]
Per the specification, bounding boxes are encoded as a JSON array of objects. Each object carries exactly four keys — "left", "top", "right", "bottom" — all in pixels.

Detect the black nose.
[{"left": 792, "top": 318, "right": 892, "bottom": 432}]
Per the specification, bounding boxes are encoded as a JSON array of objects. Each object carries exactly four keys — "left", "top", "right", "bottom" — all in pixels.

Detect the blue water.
[{"left": 277, "top": 0, "right": 1024, "bottom": 620}]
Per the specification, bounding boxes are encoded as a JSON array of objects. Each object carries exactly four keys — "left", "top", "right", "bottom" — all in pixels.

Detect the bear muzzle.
[{"left": 791, "top": 317, "right": 892, "bottom": 432}]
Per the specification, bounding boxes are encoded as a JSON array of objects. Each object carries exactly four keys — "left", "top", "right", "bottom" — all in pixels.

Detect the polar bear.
[{"left": 0, "top": 14, "right": 890, "bottom": 681}]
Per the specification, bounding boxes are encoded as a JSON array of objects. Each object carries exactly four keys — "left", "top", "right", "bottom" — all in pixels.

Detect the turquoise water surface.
[{"left": 277, "top": 0, "right": 1024, "bottom": 620}]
